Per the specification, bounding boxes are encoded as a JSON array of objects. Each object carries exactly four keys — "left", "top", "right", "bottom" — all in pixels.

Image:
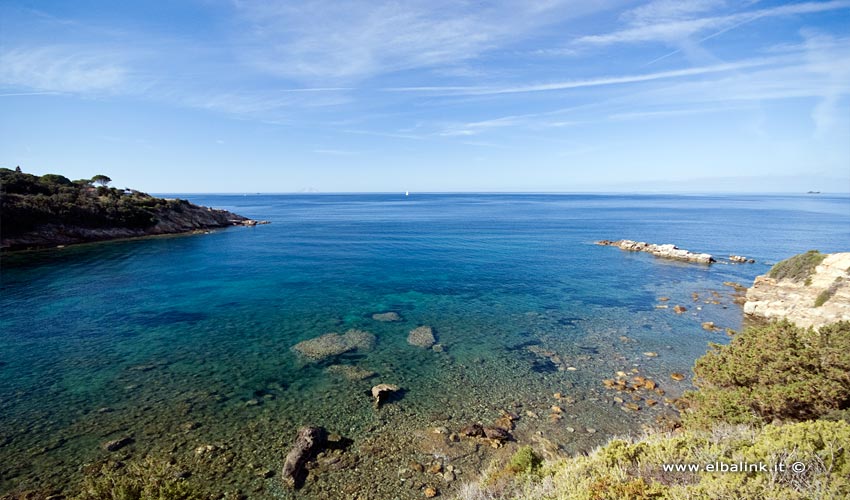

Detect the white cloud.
[
  {"left": 577, "top": 0, "right": 850, "bottom": 46},
  {"left": 0, "top": 46, "right": 127, "bottom": 93},
  {"left": 229, "top": 0, "right": 620, "bottom": 82}
]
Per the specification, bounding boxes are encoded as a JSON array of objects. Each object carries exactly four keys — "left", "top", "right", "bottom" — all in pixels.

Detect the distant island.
[{"left": 0, "top": 167, "right": 265, "bottom": 251}]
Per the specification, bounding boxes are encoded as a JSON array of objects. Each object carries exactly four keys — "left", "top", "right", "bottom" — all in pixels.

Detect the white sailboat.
[{"left": 405, "top": 190, "right": 409, "bottom": 196}]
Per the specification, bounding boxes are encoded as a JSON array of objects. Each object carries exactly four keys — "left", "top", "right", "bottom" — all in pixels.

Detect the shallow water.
[{"left": 1, "top": 193, "right": 849, "bottom": 497}]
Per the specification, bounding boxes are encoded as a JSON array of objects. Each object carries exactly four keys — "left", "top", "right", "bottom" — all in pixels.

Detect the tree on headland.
[{"left": 91, "top": 174, "right": 112, "bottom": 187}]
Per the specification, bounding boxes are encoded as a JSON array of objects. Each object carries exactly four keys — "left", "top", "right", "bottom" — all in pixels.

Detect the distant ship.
[{"left": 405, "top": 191, "right": 409, "bottom": 196}]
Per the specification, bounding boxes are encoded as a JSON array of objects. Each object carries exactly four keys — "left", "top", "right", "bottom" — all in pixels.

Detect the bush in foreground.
[
  {"left": 682, "top": 320, "right": 850, "bottom": 429},
  {"left": 458, "top": 420, "right": 850, "bottom": 499},
  {"left": 73, "top": 458, "right": 203, "bottom": 500}
]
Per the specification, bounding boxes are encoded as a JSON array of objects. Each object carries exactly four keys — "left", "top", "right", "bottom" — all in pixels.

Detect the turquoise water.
[{"left": 1, "top": 194, "right": 849, "bottom": 497}]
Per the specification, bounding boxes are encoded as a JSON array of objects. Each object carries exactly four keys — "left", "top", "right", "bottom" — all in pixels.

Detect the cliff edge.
[{"left": 744, "top": 251, "right": 850, "bottom": 329}]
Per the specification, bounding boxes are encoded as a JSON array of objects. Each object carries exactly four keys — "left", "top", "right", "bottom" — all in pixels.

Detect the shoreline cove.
[{"left": 1, "top": 193, "right": 848, "bottom": 498}]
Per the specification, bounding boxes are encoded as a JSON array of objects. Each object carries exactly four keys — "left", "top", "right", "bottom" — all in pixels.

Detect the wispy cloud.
[
  {"left": 577, "top": 0, "right": 850, "bottom": 46},
  {"left": 0, "top": 46, "right": 128, "bottom": 93},
  {"left": 385, "top": 56, "right": 788, "bottom": 96},
  {"left": 229, "top": 0, "right": 620, "bottom": 82}
]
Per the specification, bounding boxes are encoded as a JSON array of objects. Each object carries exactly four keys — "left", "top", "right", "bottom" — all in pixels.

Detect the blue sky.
[{"left": 1, "top": 0, "right": 849, "bottom": 193}]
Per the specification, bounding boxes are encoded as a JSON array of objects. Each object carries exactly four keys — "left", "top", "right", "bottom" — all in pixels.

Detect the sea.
[{"left": 1, "top": 193, "right": 849, "bottom": 498}]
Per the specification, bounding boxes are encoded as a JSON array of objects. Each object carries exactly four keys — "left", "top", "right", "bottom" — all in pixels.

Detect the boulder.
[
  {"left": 371, "top": 383, "right": 400, "bottom": 408},
  {"left": 407, "top": 326, "right": 436, "bottom": 349},
  {"left": 102, "top": 436, "right": 133, "bottom": 452},
  {"left": 281, "top": 426, "right": 328, "bottom": 489},
  {"left": 458, "top": 423, "right": 484, "bottom": 438}
]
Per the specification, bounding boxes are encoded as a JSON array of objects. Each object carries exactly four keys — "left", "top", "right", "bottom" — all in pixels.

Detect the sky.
[{"left": 1, "top": 0, "right": 849, "bottom": 193}]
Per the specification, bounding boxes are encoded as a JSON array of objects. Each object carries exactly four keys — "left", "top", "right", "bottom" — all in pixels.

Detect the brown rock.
[
  {"left": 103, "top": 436, "right": 133, "bottom": 452},
  {"left": 459, "top": 424, "right": 484, "bottom": 438},
  {"left": 424, "top": 486, "right": 439, "bottom": 498},
  {"left": 483, "top": 427, "right": 510, "bottom": 441},
  {"left": 281, "top": 426, "right": 328, "bottom": 489}
]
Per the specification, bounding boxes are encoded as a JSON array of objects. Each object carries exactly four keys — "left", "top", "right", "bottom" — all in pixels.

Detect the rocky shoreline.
[
  {"left": 744, "top": 251, "right": 850, "bottom": 330},
  {"left": 1, "top": 203, "right": 269, "bottom": 251}
]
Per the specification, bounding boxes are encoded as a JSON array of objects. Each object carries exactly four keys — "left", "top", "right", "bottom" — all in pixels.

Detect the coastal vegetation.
[
  {"left": 457, "top": 320, "right": 850, "bottom": 499},
  {"left": 683, "top": 320, "right": 850, "bottom": 428},
  {"left": 0, "top": 167, "right": 252, "bottom": 250},
  {"left": 768, "top": 250, "right": 826, "bottom": 283},
  {"left": 0, "top": 168, "right": 167, "bottom": 235},
  {"left": 73, "top": 458, "right": 203, "bottom": 500},
  {"left": 814, "top": 277, "right": 844, "bottom": 307}
]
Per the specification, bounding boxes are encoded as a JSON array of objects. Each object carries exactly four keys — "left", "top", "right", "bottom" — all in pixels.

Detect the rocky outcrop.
[
  {"left": 1, "top": 202, "right": 265, "bottom": 251},
  {"left": 597, "top": 240, "right": 715, "bottom": 264},
  {"left": 281, "top": 426, "right": 328, "bottom": 488},
  {"left": 291, "top": 329, "right": 376, "bottom": 362},
  {"left": 744, "top": 252, "right": 850, "bottom": 330},
  {"left": 730, "top": 255, "right": 755, "bottom": 264}
]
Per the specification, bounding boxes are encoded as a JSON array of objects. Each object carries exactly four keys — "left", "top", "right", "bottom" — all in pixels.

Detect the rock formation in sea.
[
  {"left": 596, "top": 239, "right": 715, "bottom": 264},
  {"left": 407, "top": 326, "right": 436, "bottom": 348},
  {"left": 744, "top": 251, "right": 850, "bottom": 330},
  {"left": 291, "top": 329, "right": 376, "bottom": 361},
  {"left": 371, "top": 383, "right": 400, "bottom": 408},
  {"left": 371, "top": 311, "right": 402, "bottom": 322}
]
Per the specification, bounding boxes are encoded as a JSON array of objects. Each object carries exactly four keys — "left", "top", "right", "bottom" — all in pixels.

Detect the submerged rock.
[
  {"left": 325, "top": 364, "right": 377, "bottom": 381},
  {"left": 102, "top": 436, "right": 133, "bottom": 452},
  {"left": 371, "top": 383, "right": 400, "bottom": 408},
  {"left": 372, "top": 312, "right": 402, "bottom": 322},
  {"left": 407, "top": 326, "right": 436, "bottom": 349},
  {"left": 291, "top": 329, "right": 376, "bottom": 361},
  {"left": 281, "top": 426, "right": 328, "bottom": 489},
  {"left": 597, "top": 239, "right": 715, "bottom": 264}
]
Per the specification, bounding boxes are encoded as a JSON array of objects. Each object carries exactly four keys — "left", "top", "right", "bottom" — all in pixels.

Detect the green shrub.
[
  {"left": 768, "top": 250, "right": 826, "bottom": 283},
  {"left": 509, "top": 446, "right": 543, "bottom": 475},
  {"left": 682, "top": 320, "right": 850, "bottom": 429},
  {"left": 814, "top": 277, "right": 843, "bottom": 307},
  {"left": 463, "top": 420, "right": 850, "bottom": 499},
  {"left": 73, "top": 457, "right": 202, "bottom": 500}
]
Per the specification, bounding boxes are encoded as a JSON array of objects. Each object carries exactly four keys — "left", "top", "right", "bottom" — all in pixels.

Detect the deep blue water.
[{"left": 1, "top": 193, "right": 848, "bottom": 496}]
